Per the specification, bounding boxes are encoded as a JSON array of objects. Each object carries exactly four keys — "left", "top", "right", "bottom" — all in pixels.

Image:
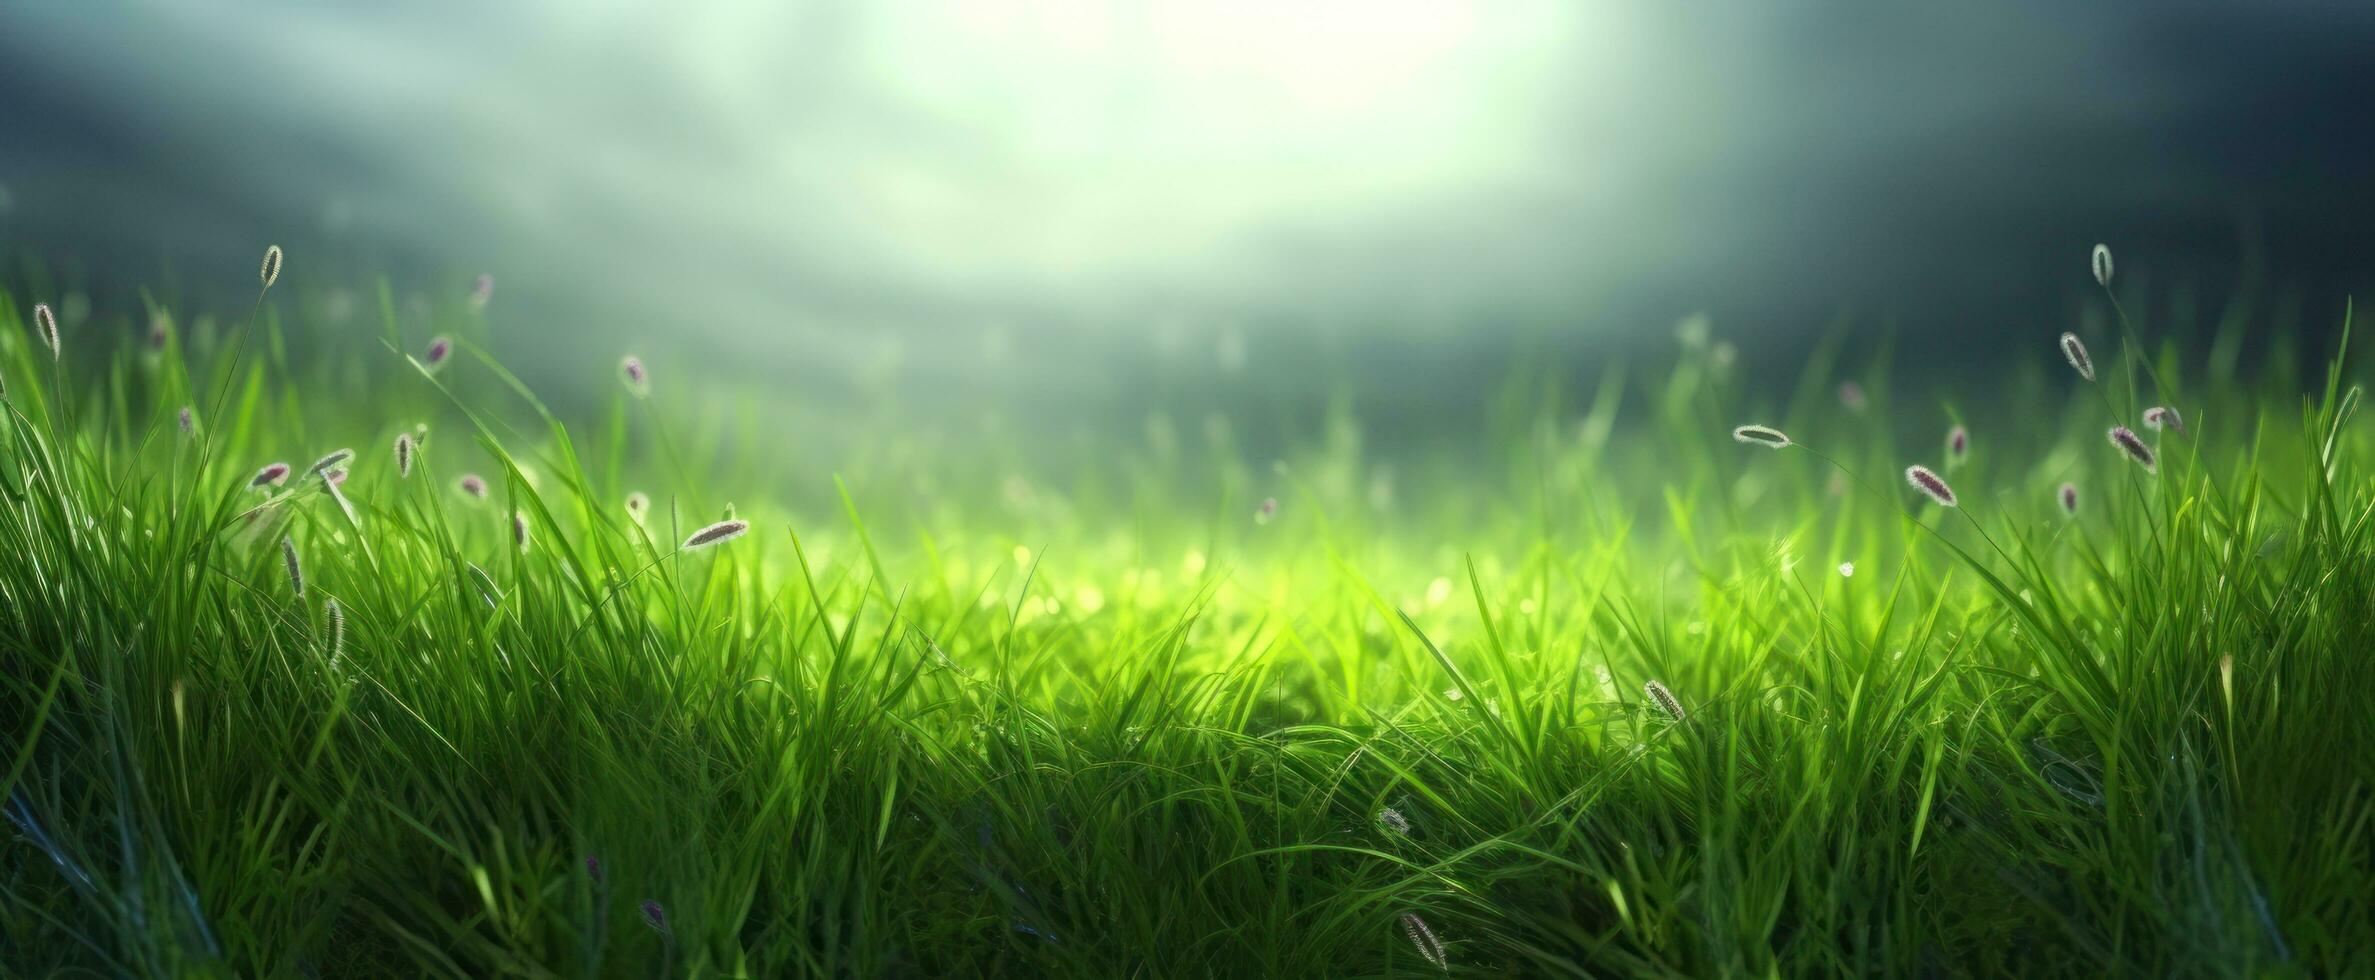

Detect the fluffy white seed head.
[
  {"left": 2060, "top": 333, "right": 2095, "bottom": 382},
  {"left": 2142, "top": 405, "right": 2184, "bottom": 433},
  {"left": 1732, "top": 424, "right": 1791, "bottom": 449},
  {"left": 261, "top": 245, "right": 283, "bottom": 288},
  {"left": 424, "top": 335, "right": 453, "bottom": 371},
  {"left": 2108, "top": 426, "right": 2157, "bottom": 473},
  {"left": 281, "top": 536, "right": 304, "bottom": 596},
  {"left": 308, "top": 448, "right": 353, "bottom": 476},
  {"left": 1643, "top": 679, "right": 1686, "bottom": 721},
  {"left": 1905, "top": 465, "right": 1958, "bottom": 507},
  {"left": 249, "top": 462, "right": 291, "bottom": 489},
  {"left": 32, "top": 303, "right": 58, "bottom": 359},
  {"left": 2091, "top": 243, "right": 2113, "bottom": 288},
  {"left": 625, "top": 491, "right": 649, "bottom": 525},
  {"left": 393, "top": 432, "right": 415, "bottom": 477},
  {"left": 458, "top": 473, "right": 488, "bottom": 500},
  {"left": 1398, "top": 912, "right": 1448, "bottom": 971},
  {"left": 683, "top": 519, "right": 750, "bottom": 550}
]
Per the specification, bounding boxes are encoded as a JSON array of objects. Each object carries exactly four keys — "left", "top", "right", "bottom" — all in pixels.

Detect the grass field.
[{"left": 2, "top": 254, "right": 2371, "bottom": 977}]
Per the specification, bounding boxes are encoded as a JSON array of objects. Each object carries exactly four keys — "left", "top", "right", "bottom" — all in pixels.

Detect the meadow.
[{"left": 2, "top": 249, "right": 2370, "bottom": 977}]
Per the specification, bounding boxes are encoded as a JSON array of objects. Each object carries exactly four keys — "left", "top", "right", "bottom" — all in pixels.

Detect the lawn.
[{"left": 2, "top": 252, "right": 2369, "bottom": 977}]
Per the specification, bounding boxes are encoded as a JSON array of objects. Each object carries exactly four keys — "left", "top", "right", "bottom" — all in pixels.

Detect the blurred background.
[{"left": 3, "top": 1, "right": 2372, "bottom": 466}]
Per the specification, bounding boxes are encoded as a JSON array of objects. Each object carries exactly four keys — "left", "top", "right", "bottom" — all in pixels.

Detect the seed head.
[
  {"left": 1399, "top": 912, "right": 1448, "bottom": 971},
  {"left": 178, "top": 406, "right": 196, "bottom": 436},
  {"left": 324, "top": 468, "right": 350, "bottom": 487},
  {"left": 424, "top": 335, "right": 453, "bottom": 371},
  {"left": 470, "top": 273, "right": 494, "bottom": 309},
  {"left": 1839, "top": 561, "right": 1855, "bottom": 578},
  {"left": 260, "top": 245, "right": 284, "bottom": 288},
  {"left": 1838, "top": 381, "right": 1867, "bottom": 412},
  {"left": 2060, "top": 332, "right": 2094, "bottom": 382},
  {"left": 1643, "top": 679, "right": 1685, "bottom": 721},
  {"left": 281, "top": 537, "right": 305, "bottom": 597},
  {"left": 458, "top": 473, "right": 488, "bottom": 500},
  {"left": 625, "top": 491, "right": 650, "bottom": 525},
  {"left": 148, "top": 315, "right": 170, "bottom": 351},
  {"left": 620, "top": 356, "right": 649, "bottom": 397},
  {"left": 1255, "top": 497, "right": 1278, "bottom": 525},
  {"left": 2107, "top": 426, "right": 2157, "bottom": 473},
  {"left": 682, "top": 519, "right": 749, "bottom": 550},
  {"left": 1731, "top": 424, "right": 1790, "bottom": 449},
  {"left": 250, "top": 462, "right": 291, "bottom": 489},
  {"left": 32, "top": 303, "right": 58, "bottom": 359},
  {"left": 1905, "top": 465, "right": 1957, "bottom": 507},
  {"left": 2091, "top": 243, "right": 2113, "bottom": 288},
  {"left": 513, "top": 511, "right": 532, "bottom": 553},
  {"left": 2059, "top": 482, "right": 2079, "bottom": 515},
  {"left": 393, "top": 433, "right": 415, "bottom": 477},
  {"left": 308, "top": 449, "right": 354, "bottom": 476},
  {"left": 1378, "top": 807, "right": 1412, "bottom": 835},
  {"left": 2142, "top": 405, "right": 2184, "bottom": 433},
  {"left": 1945, "top": 425, "right": 1968, "bottom": 465},
  {"left": 324, "top": 598, "right": 345, "bottom": 661},
  {"left": 583, "top": 855, "right": 603, "bottom": 884},
  {"left": 640, "top": 900, "right": 669, "bottom": 934}
]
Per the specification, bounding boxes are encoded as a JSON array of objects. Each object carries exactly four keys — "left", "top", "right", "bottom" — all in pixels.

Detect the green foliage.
[{"left": 0, "top": 280, "right": 2368, "bottom": 978}]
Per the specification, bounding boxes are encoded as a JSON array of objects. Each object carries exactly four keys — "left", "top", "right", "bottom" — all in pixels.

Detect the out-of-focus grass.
[{"left": 0, "top": 260, "right": 2368, "bottom": 978}]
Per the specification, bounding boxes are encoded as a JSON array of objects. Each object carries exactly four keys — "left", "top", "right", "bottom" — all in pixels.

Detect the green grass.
[{"left": 1, "top": 270, "right": 2370, "bottom": 978}]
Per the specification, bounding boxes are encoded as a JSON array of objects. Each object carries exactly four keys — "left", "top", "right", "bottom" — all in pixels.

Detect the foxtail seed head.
[
  {"left": 470, "top": 273, "right": 494, "bottom": 309},
  {"left": 458, "top": 473, "right": 488, "bottom": 500},
  {"left": 281, "top": 537, "right": 305, "bottom": 597},
  {"left": 1946, "top": 425, "right": 1968, "bottom": 465},
  {"left": 178, "top": 406, "right": 196, "bottom": 436},
  {"left": 2091, "top": 243, "right": 2113, "bottom": 288},
  {"left": 641, "top": 900, "right": 669, "bottom": 934},
  {"left": 1643, "top": 679, "right": 1686, "bottom": 721},
  {"left": 625, "top": 491, "right": 650, "bottom": 525},
  {"left": 324, "top": 598, "right": 345, "bottom": 661},
  {"left": 1905, "top": 465, "right": 1958, "bottom": 507},
  {"left": 2060, "top": 332, "right": 2094, "bottom": 382},
  {"left": 2059, "top": 482, "right": 2079, "bottom": 515},
  {"left": 2108, "top": 426, "right": 2157, "bottom": 473},
  {"left": 683, "top": 519, "right": 749, "bottom": 550},
  {"left": 2142, "top": 405, "right": 2184, "bottom": 433},
  {"left": 1732, "top": 424, "right": 1790, "bottom": 449},
  {"left": 32, "top": 303, "right": 58, "bottom": 359},
  {"left": 394, "top": 432, "right": 415, "bottom": 477},
  {"left": 261, "top": 245, "right": 283, "bottom": 288},
  {"left": 424, "top": 335, "right": 453, "bottom": 371},
  {"left": 513, "top": 511, "right": 532, "bottom": 553},
  {"left": 620, "top": 356, "right": 649, "bottom": 397},
  {"left": 251, "top": 462, "right": 291, "bottom": 489},
  {"left": 1378, "top": 807, "right": 1412, "bottom": 835},
  {"left": 1398, "top": 912, "right": 1448, "bottom": 971},
  {"left": 308, "top": 448, "right": 354, "bottom": 476}
]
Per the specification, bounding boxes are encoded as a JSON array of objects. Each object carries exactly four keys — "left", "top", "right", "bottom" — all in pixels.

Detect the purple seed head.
[
  {"left": 470, "top": 273, "right": 494, "bottom": 308},
  {"left": 260, "top": 245, "right": 284, "bottom": 288},
  {"left": 2108, "top": 426, "right": 2157, "bottom": 473},
  {"left": 394, "top": 433, "right": 415, "bottom": 478},
  {"left": 1838, "top": 381, "right": 1867, "bottom": 411},
  {"left": 2091, "top": 243, "right": 2113, "bottom": 288},
  {"left": 425, "top": 335, "right": 453, "bottom": 371},
  {"left": 32, "top": 303, "right": 58, "bottom": 359},
  {"left": 2142, "top": 405, "right": 2184, "bottom": 434},
  {"left": 513, "top": 511, "right": 532, "bottom": 552},
  {"left": 682, "top": 519, "right": 749, "bottom": 550},
  {"left": 308, "top": 449, "right": 353, "bottom": 476},
  {"left": 1399, "top": 912, "right": 1448, "bottom": 970},
  {"left": 458, "top": 473, "right": 488, "bottom": 499},
  {"left": 584, "top": 856, "right": 603, "bottom": 883},
  {"left": 640, "top": 900, "right": 668, "bottom": 933},
  {"left": 1731, "top": 424, "right": 1790, "bottom": 449},
  {"left": 2059, "top": 482, "right": 2079, "bottom": 515},
  {"left": 1905, "top": 465, "right": 1958, "bottom": 507},
  {"left": 620, "top": 356, "right": 649, "bottom": 396},
  {"left": 2060, "top": 332, "right": 2094, "bottom": 382},
  {"left": 251, "top": 462, "right": 291, "bottom": 488},
  {"left": 325, "top": 468, "right": 350, "bottom": 487},
  {"left": 178, "top": 406, "right": 196, "bottom": 436},
  {"left": 1946, "top": 425, "right": 1968, "bottom": 464}
]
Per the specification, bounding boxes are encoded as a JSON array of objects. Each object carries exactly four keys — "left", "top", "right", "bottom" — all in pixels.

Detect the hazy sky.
[{"left": 4, "top": 2, "right": 2372, "bottom": 442}]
